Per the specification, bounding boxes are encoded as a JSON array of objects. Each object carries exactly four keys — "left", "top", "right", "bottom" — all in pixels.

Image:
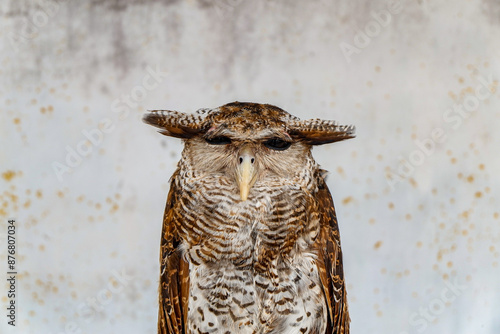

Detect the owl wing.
[
  {"left": 314, "top": 171, "right": 350, "bottom": 333},
  {"left": 158, "top": 171, "right": 190, "bottom": 334}
]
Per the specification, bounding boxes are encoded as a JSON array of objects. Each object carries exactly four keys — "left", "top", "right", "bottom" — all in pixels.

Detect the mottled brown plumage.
[{"left": 144, "top": 102, "right": 354, "bottom": 334}]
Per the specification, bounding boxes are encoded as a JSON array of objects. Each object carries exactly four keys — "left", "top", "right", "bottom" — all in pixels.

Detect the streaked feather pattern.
[{"left": 147, "top": 102, "right": 353, "bottom": 334}]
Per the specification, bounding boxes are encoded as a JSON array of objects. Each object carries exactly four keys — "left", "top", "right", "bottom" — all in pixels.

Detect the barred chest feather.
[{"left": 172, "top": 166, "right": 328, "bottom": 334}]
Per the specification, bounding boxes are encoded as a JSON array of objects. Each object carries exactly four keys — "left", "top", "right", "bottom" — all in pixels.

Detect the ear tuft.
[
  {"left": 143, "top": 110, "right": 206, "bottom": 139},
  {"left": 287, "top": 119, "right": 355, "bottom": 145}
]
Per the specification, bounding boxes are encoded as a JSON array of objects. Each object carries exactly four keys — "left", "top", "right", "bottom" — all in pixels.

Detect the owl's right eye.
[{"left": 205, "top": 136, "right": 232, "bottom": 145}]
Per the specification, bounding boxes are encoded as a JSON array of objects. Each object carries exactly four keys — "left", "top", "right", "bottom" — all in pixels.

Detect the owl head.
[{"left": 144, "top": 102, "right": 355, "bottom": 200}]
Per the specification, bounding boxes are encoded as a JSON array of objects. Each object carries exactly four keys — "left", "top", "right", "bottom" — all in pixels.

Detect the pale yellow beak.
[{"left": 236, "top": 146, "right": 257, "bottom": 201}]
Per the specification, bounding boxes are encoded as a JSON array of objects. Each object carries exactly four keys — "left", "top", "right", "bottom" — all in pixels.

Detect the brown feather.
[
  {"left": 314, "top": 171, "right": 350, "bottom": 333},
  {"left": 158, "top": 170, "right": 189, "bottom": 334},
  {"left": 287, "top": 119, "right": 355, "bottom": 146}
]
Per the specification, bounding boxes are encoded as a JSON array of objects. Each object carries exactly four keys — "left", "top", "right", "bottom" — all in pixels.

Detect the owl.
[{"left": 143, "top": 102, "right": 354, "bottom": 334}]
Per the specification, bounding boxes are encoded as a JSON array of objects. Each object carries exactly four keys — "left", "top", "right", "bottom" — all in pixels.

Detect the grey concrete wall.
[{"left": 1, "top": 0, "right": 499, "bottom": 333}]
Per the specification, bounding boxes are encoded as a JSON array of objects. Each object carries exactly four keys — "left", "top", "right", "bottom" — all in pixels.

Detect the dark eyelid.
[
  {"left": 263, "top": 137, "right": 292, "bottom": 151},
  {"left": 205, "top": 136, "right": 232, "bottom": 145}
]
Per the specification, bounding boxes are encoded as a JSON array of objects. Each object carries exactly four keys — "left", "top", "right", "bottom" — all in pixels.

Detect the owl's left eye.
[
  {"left": 205, "top": 136, "right": 232, "bottom": 145},
  {"left": 264, "top": 138, "right": 292, "bottom": 151}
]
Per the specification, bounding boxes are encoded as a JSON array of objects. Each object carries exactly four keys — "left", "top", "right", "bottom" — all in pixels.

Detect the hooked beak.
[{"left": 236, "top": 146, "right": 257, "bottom": 201}]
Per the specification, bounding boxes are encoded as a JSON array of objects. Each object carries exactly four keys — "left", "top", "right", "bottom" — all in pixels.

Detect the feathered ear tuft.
[
  {"left": 287, "top": 119, "right": 355, "bottom": 145},
  {"left": 143, "top": 110, "right": 206, "bottom": 139}
]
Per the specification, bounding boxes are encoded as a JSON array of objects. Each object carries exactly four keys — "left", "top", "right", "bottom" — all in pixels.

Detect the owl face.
[
  {"left": 144, "top": 102, "right": 355, "bottom": 200},
  {"left": 184, "top": 124, "right": 311, "bottom": 200}
]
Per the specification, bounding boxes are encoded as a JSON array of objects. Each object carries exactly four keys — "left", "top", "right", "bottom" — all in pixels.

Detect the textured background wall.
[{"left": 1, "top": 0, "right": 500, "bottom": 333}]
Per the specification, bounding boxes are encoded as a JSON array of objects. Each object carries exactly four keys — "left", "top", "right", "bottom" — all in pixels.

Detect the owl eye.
[
  {"left": 264, "top": 138, "right": 292, "bottom": 151},
  {"left": 205, "top": 136, "right": 232, "bottom": 145}
]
